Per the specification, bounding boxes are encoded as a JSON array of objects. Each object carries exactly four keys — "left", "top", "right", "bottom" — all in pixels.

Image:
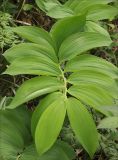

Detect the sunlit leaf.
[
  {"left": 68, "top": 84, "right": 115, "bottom": 116},
  {"left": 67, "top": 97, "right": 98, "bottom": 158},
  {"left": 12, "top": 26, "right": 55, "bottom": 49},
  {"left": 31, "top": 92, "right": 63, "bottom": 137},
  {"left": 65, "top": 54, "right": 118, "bottom": 78},
  {"left": 59, "top": 32, "right": 112, "bottom": 61},
  {"left": 4, "top": 56, "right": 61, "bottom": 76},
  {"left": 7, "top": 76, "right": 64, "bottom": 109},
  {"left": 85, "top": 21, "right": 110, "bottom": 37},
  {"left": 98, "top": 117, "right": 118, "bottom": 129},
  {"left": 4, "top": 43, "right": 58, "bottom": 63},
  {"left": 50, "top": 15, "right": 86, "bottom": 50},
  {"left": 35, "top": 98, "right": 66, "bottom": 155}
]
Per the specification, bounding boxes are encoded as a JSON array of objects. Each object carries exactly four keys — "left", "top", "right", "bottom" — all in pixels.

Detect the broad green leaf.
[
  {"left": 66, "top": 98, "right": 99, "bottom": 158},
  {"left": 67, "top": 70, "right": 118, "bottom": 98},
  {"left": 65, "top": 0, "right": 84, "bottom": 10},
  {"left": 73, "top": 0, "right": 115, "bottom": 14},
  {"left": 19, "top": 144, "right": 39, "bottom": 160},
  {"left": 0, "top": 106, "right": 74, "bottom": 160},
  {"left": 7, "top": 76, "right": 64, "bottom": 109},
  {"left": 65, "top": 0, "right": 114, "bottom": 10},
  {"left": 0, "top": 106, "right": 31, "bottom": 160},
  {"left": 47, "top": 5, "right": 74, "bottom": 19},
  {"left": 85, "top": 21, "right": 110, "bottom": 37},
  {"left": 35, "top": 0, "right": 74, "bottom": 19},
  {"left": 20, "top": 141, "right": 75, "bottom": 160},
  {"left": 4, "top": 56, "right": 61, "bottom": 76},
  {"left": 35, "top": 98, "right": 66, "bottom": 155},
  {"left": 0, "top": 123, "right": 24, "bottom": 152},
  {"left": 35, "top": 0, "right": 60, "bottom": 12},
  {"left": 12, "top": 26, "right": 55, "bottom": 50},
  {"left": 68, "top": 70, "right": 115, "bottom": 86},
  {"left": 96, "top": 106, "right": 118, "bottom": 116},
  {"left": 87, "top": 5, "right": 118, "bottom": 21},
  {"left": 50, "top": 15, "right": 86, "bottom": 50},
  {"left": 68, "top": 70, "right": 115, "bottom": 87},
  {"left": 35, "top": 0, "right": 117, "bottom": 21},
  {"left": 98, "top": 117, "right": 118, "bottom": 129},
  {"left": 0, "top": 107, "right": 31, "bottom": 145},
  {"left": 68, "top": 84, "right": 115, "bottom": 116},
  {"left": 31, "top": 92, "right": 63, "bottom": 137},
  {"left": 56, "top": 140, "right": 75, "bottom": 160},
  {"left": 59, "top": 32, "right": 112, "bottom": 61},
  {"left": 4, "top": 43, "right": 58, "bottom": 63},
  {"left": 43, "top": 1, "right": 61, "bottom": 11},
  {"left": 64, "top": 0, "right": 76, "bottom": 7},
  {"left": 65, "top": 54, "right": 118, "bottom": 78}
]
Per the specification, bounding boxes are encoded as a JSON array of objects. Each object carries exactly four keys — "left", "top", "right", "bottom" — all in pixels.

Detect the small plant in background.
[
  {"left": 98, "top": 117, "right": 118, "bottom": 160},
  {"left": 0, "top": 0, "right": 17, "bottom": 14},
  {"left": 0, "top": 11, "right": 20, "bottom": 52},
  {"left": 0, "top": 11, "right": 13, "bottom": 27},
  {"left": 0, "top": 11, "right": 21, "bottom": 100}
]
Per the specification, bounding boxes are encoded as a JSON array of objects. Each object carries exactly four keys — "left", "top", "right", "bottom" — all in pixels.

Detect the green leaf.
[
  {"left": 67, "top": 69, "right": 118, "bottom": 98},
  {"left": 47, "top": 5, "right": 74, "bottom": 19},
  {"left": 44, "top": 1, "right": 61, "bottom": 11},
  {"left": 0, "top": 106, "right": 31, "bottom": 160},
  {"left": 85, "top": 21, "right": 110, "bottom": 37},
  {"left": 66, "top": 97, "right": 99, "bottom": 158},
  {"left": 72, "top": 0, "right": 115, "bottom": 14},
  {"left": 65, "top": 0, "right": 114, "bottom": 8},
  {"left": 35, "top": 0, "right": 74, "bottom": 19},
  {"left": 31, "top": 92, "right": 63, "bottom": 137},
  {"left": 56, "top": 140, "right": 75, "bottom": 160},
  {"left": 7, "top": 76, "right": 64, "bottom": 109},
  {"left": 50, "top": 15, "right": 86, "bottom": 50},
  {"left": 35, "top": 0, "right": 61, "bottom": 12},
  {"left": 12, "top": 26, "right": 55, "bottom": 50},
  {"left": 64, "top": 0, "right": 76, "bottom": 8},
  {"left": 1, "top": 107, "right": 31, "bottom": 145},
  {"left": 68, "top": 69, "right": 115, "bottom": 87},
  {"left": 4, "top": 56, "right": 61, "bottom": 76},
  {"left": 96, "top": 106, "right": 118, "bottom": 116},
  {"left": 86, "top": 5, "right": 118, "bottom": 21},
  {"left": 98, "top": 117, "right": 118, "bottom": 129},
  {"left": 35, "top": 0, "right": 117, "bottom": 21},
  {"left": 23, "top": 4, "right": 33, "bottom": 11},
  {"left": 39, "top": 141, "right": 75, "bottom": 160},
  {"left": 4, "top": 43, "right": 58, "bottom": 63},
  {"left": 35, "top": 98, "right": 66, "bottom": 155},
  {"left": 59, "top": 32, "right": 112, "bottom": 61},
  {"left": 20, "top": 141, "right": 75, "bottom": 160},
  {"left": 0, "top": 106, "right": 74, "bottom": 160},
  {"left": 19, "top": 144, "right": 39, "bottom": 160},
  {"left": 68, "top": 84, "right": 115, "bottom": 116},
  {"left": 65, "top": 54, "right": 118, "bottom": 78}
]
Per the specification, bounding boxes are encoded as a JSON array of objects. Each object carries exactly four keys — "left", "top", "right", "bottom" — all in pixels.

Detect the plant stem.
[
  {"left": 59, "top": 66, "right": 67, "bottom": 99},
  {"left": 16, "top": 154, "right": 21, "bottom": 160}
]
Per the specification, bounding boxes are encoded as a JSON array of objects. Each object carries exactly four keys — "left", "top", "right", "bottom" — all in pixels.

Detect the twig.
[
  {"left": 16, "top": 0, "right": 26, "bottom": 19},
  {"left": 14, "top": 20, "right": 31, "bottom": 26},
  {"left": 0, "top": 78, "right": 19, "bottom": 87}
]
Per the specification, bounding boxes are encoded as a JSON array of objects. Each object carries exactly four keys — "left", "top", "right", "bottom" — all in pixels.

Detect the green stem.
[
  {"left": 16, "top": 154, "right": 21, "bottom": 160},
  {"left": 59, "top": 66, "right": 67, "bottom": 99}
]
